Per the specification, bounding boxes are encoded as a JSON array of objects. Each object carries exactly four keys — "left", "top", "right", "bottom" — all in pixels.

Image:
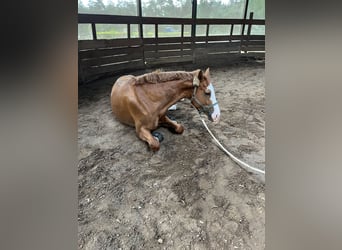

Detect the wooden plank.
[
  {"left": 145, "top": 50, "right": 192, "bottom": 58},
  {"left": 241, "top": 40, "right": 265, "bottom": 46},
  {"left": 195, "top": 18, "right": 264, "bottom": 25},
  {"left": 144, "top": 43, "right": 192, "bottom": 51},
  {"left": 241, "top": 46, "right": 265, "bottom": 52},
  {"left": 84, "top": 60, "right": 145, "bottom": 77},
  {"left": 79, "top": 38, "right": 143, "bottom": 50},
  {"left": 194, "top": 53, "right": 240, "bottom": 65},
  {"left": 145, "top": 56, "right": 192, "bottom": 65},
  {"left": 195, "top": 52, "right": 241, "bottom": 59},
  {"left": 241, "top": 52, "right": 265, "bottom": 58},
  {"left": 81, "top": 52, "right": 144, "bottom": 67},
  {"left": 78, "top": 14, "right": 264, "bottom": 25},
  {"left": 195, "top": 52, "right": 240, "bottom": 61},
  {"left": 79, "top": 46, "right": 144, "bottom": 59},
  {"left": 195, "top": 41, "right": 241, "bottom": 49},
  {"left": 194, "top": 46, "right": 240, "bottom": 56},
  {"left": 79, "top": 14, "right": 140, "bottom": 24},
  {"left": 195, "top": 36, "right": 236, "bottom": 42},
  {"left": 143, "top": 35, "right": 263, "bottom": 45},
  {"left": 195, "top": 48, "right": 241, "bottom": 56},
  {"left": 143, "top": 17, "right": 193, "bottom": 25},
  {"left": 194, "top": 35, "right": 264, "bottom": 42},
  {"left": 195, "top": 52, "right": 240, "bottom": 59},
  {"left": 143, "top": 37, "right": 193, "bottom": 44}
]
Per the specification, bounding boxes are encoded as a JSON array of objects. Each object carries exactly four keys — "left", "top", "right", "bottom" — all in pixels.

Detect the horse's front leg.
[
  {"left": 136, "top": 125, "right": 160, "bottom": 151},
  {"left": 159, "top": 115, "right": 184, "bottom": 134}
]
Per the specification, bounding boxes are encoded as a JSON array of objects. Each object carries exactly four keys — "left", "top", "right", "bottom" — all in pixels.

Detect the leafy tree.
[
  {"left": 78, "top": 0, "right": 89, "bottom": 13},
  {"left": 88, "top": 0, "right": 106, "bottom": 13},
  {"left": 77, "top": 0, "right": 265, "bottom": 39},
  {"left": 248, "top": 0, "right": 265, "bottom": 19}
]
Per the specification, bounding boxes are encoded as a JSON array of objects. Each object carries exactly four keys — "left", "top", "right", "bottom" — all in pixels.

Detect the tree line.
[
  {"left": 78, "top": 0, "right": 264, "bottom": 39},
  {"left": 78, "top": 0, "right": 264, "bottom": 19}
]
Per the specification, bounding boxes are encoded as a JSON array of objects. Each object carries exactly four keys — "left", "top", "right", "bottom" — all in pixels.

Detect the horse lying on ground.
[{"left": 110, "top": 68, "right": 220, "bottom": 151}]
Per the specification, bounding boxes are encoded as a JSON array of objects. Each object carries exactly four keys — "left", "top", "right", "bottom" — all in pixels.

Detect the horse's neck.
[
  {"left": 160, "top": 80, "right": 192, "bottom": 106},
  {"left": 142, "top": 79, "right": 193, "bottom": 109}
]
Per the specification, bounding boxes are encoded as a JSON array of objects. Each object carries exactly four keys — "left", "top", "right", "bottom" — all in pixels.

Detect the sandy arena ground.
[{"left": 78, "top": 62, "right": 265, "bottom": 249}]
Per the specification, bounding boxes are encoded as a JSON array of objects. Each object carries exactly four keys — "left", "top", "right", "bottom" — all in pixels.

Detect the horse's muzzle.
[
  {"left": 210, "top": 102, "right": 220, "bottom": 123},
  {"left": 191, "top": 92, "right": 219, "bottom": 122},
  {"left": 204, "top": 105, "right": 215, "bottom": 122},
  {"left": 200, "top": 104, "right": 220, "bottom": 123},
  {"left": 210, "top": 113, "right": 220, "bottom": 123},
  {"left": 206, "top": 103, "right": 222, "bottom": 123},
  {"left": 208, "top": 112, "right": 214, "bottom": 122}
]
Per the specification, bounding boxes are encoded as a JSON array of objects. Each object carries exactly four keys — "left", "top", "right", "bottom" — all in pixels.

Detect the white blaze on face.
[{"left": 208, "top": 83, "right": 220, "bottom": 122}]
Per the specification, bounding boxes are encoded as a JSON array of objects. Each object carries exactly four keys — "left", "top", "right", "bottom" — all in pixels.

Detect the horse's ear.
[
  {"left": 193, "top": 69, "right": 203, "bottom": 83},
  {"left": 204, "top": 67, "right": 211, "bottom": 83},
  {"left": 195, "top": 69, "right": 204, "bottom": 81},
  {"left": 204, "top": 67, "right": 210, "bottom": 76}
]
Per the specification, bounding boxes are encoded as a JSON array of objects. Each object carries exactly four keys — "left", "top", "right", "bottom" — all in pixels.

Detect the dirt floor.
[{"left": 78, "top": 62, "right": 265, "bottom": 250}]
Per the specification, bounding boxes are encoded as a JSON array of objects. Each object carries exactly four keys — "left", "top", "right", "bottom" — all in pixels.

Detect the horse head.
[{"left": 191, "top": 68, "right": 220, "bottom": 123}]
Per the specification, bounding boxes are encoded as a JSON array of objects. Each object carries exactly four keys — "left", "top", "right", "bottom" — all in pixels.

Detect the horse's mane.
[{"left": 135, "top": 70, "right": 194, "bottom": 85}]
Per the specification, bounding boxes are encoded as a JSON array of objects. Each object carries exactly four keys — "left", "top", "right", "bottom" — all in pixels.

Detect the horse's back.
[
  {"left": 111, "top": 75, "right": 135, "bottom": 95},
  {"left": 111, "top": 75, "right": 136, "bottom": 126}
]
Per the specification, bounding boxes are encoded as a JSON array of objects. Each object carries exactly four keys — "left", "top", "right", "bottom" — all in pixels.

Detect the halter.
[{"left": 191, "top": 76, "right": 218, "bottom": 115}]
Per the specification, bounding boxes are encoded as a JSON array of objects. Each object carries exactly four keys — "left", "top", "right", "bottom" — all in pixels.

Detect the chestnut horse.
[{"left": 110, "top": 68, "right": 220, "bottom": 151}]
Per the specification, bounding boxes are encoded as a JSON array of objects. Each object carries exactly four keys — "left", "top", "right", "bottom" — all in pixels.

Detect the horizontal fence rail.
[{"left": 78, "top": 14, "right": 265, "bottom": 83}]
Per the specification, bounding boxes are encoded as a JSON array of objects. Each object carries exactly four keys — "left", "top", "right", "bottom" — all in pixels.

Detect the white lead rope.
[{"left": 200, "top": 118, "right": 265, "bottom": 175}]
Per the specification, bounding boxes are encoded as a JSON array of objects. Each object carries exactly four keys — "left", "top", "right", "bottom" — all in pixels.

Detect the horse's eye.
[{"left": 205, "top": 91, "right": 211, "bottom": 96}]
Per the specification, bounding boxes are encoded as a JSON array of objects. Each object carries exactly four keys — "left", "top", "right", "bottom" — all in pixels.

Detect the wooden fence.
[{"left": 78, "top": 13, "right": 265, "bottom": 83}]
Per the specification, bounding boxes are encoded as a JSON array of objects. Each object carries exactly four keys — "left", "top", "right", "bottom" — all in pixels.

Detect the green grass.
[{"left": 90, "top": 27, "right": 264, "bottom": 39}]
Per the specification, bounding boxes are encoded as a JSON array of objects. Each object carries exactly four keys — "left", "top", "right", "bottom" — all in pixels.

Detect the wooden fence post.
[
  {"left": 240, "top": 0, "right": 249, "bottom": 53},
  {"left": 137, "top": 0, "right": 145, "bottom": 66},
  {"left": 191, "top": 0, "right": 197, "bottom": 64},
  {"left": 245, "top": 12, "right": 254, "bottom": 53},
  {"left": 91, "top": 23, "right": 97, "bottom": 40}
]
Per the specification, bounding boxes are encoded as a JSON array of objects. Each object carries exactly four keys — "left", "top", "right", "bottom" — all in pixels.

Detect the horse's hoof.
[
  {"left": 175, "top": 124, "right": 184, "bottom": 134},
  {"left": 150, "top": 144, "right": 160, "bottom": 152},
  {"left": 152, "top": 131, "right": 164, "bottom": 142}
]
